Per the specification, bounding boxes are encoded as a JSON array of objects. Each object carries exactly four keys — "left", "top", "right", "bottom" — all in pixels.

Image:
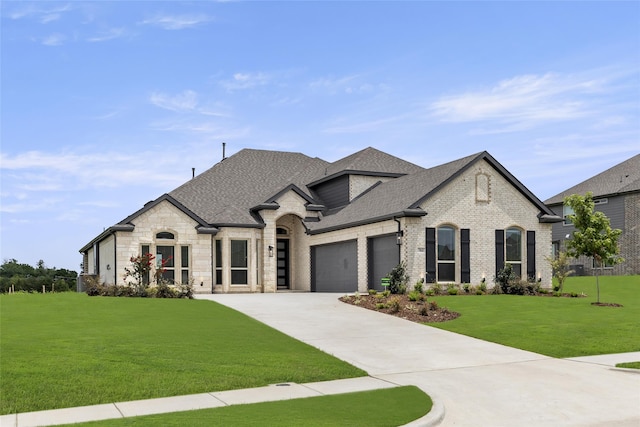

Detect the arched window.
[
  {"left": 156, "top": 231, "right": 175, "bottom": 239},
  {"left": 276, "top": 227, "right": 288, "bottom": 235},
  {"left": 437, "top": 226, "right": 456, "bottom": 282},
  {"left": 505, "top": 227, "right": 522, "bottom": 277}
]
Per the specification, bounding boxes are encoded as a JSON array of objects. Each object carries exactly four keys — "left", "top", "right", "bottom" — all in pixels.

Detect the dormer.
[{"left": 307, "top": 147, "right": 424, "bottom": 211}]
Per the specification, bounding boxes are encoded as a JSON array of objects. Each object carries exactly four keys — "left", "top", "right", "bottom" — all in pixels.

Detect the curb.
[{"left": 400, "top": 398, "right": 445, "bottom": 427}]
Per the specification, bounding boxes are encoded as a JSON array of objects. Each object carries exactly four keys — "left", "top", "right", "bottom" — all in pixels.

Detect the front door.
[{"left": 276, "top": 239, "right": 290, "bottom": 290}]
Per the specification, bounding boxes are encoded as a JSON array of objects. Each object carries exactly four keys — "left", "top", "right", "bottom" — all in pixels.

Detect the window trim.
[
  {"left": 505, "top": 227, "right": 523, "bottom": 278},
  {"left": 230, "top": 239, "right": 249, "bottom": 285},
  {"left": 436, "top": 225, "right": 456, "bottom": 283}
]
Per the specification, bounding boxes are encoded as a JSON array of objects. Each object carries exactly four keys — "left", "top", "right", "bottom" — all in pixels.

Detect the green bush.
[
  {"left": 368, "top": 289, "right": 377, "bottom": 295},
  {"left": 408, "top": 290, "right": 421, "bottom": 301},
  {"left": 375, "top": 303, "right": 385, "bottom": 310},
  {"left": 413, "top": 281, "right": 424, "bottom": 294},
  {"left": 447, "top": 283, "right": 459, "bottom": 295},
  {"left": 387, "top": 296, "right": 401, "bottom": 313},
  {"left": 387, "top": 262, "right": 409, "bottom": 295}
]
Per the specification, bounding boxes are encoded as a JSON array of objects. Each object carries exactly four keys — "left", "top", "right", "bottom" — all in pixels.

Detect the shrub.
[
  {"left": 475, "top": 289, "right": 484, "bottom": 295},
  {"left": 428, "top": 300, "right": 439, "bottom": 311},
  {"left": 375, "top": 303, "right": 385, "bottom": 310},
  {"left": 387, "top": 262, "right": 409, "bottom": 295},
  {"left": 387, "top": 296, "right": 401, "bottom": 313},
  {"left": 382, "top": 290, "right": 391, "bottom": 297},
  {"left": 408, "top": 290, "right": 421, "bottom": 301},
  {"left": 446, "top": 283, "right": 458, "bottom": 295},
  {"left": 478, "top": 281, "right": 487, "bottom": 293},
  {"left": 494, "top": 264, "right": 517, "bottom": 294},
  {"left": 462, "top": 283, "right": 471, "bottom": 294},
  {"left": 425, "top": 288, "right": 435, "bottom": 297},
  {"left": 368, "top": 289, "right": 377, "bottom": 295},
  {"left": 430, "top": 283, "right": 443, "bottom": 296},
  {"left": 375, "top": 293, "right": 385, "bottom": 300},
  {"left": 419, "top": 305, "right": 429, "bottom": 316},
  {"left": 155, "top": 281, "right": 178, "bottom": 298},
  {"left": 413, "top": 281, "right": 424, "bottom": 294}
]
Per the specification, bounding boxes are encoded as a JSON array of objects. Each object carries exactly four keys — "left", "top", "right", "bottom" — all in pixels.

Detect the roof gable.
[
  {"left": 545, "top": 153, "right": 640, "bottom": 205},
  {"left": 307, "top": 151, "right": 558, "bottom": 233},
  {"left": 168, "top": 149, "right": 329, "bottom": 226},
  {"left": 309, "top": 146, "right": 424, "bottom": 187}
]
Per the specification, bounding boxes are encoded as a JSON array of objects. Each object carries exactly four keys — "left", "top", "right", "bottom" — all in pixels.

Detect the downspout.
[
  {"left": 211, "top": 234, "right": 216, "bottom": 293},
  {"left": 113, "top": 231, "right": 117, "bottom": 285},
  {"left": 393, "top": 216, "right": 403, "bottom": 261}
]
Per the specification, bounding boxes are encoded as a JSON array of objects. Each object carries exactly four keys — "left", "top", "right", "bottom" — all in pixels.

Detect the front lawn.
[
  {"left": 0, "top": 293, "right": 365, "bottom": 414},
  {"left": 427, "top": 275, "right": 640, "bottom": 358},
  {"left": 66, "top": 386, "right": 432, "bottom": 427}
]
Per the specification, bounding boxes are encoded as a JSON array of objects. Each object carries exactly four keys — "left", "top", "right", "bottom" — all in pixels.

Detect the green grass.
[
  {"left": 66, "top": 386, "right": 432, "bottom": 427},
  {"left": 0, "top": 293, "right": 365, "bottom": 415},
  {"left": 427, "top": 275, "right": 640, "bottom": 358},
  {"left": 616, "top": 362, "right": 640, "bottom": 369}
]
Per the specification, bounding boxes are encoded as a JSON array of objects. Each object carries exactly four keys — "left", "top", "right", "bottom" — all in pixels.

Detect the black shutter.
[
  {"left": 426, "top": 228, "right": 436, "bottom": 283},
  {"left": 461, "top": 229, "right": 470, "bottom": 283},
  {"left": 527, "top": 230, "right": 536, "bottom": 281},
  {"left": 495, "top": 229, "right": 505, "bottom": 276}
]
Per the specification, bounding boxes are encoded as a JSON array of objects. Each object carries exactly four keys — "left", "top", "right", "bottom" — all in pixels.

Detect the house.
[
  {"left": 79, "top": 147, "right": 561, "bottom": 293},
  {"left": 544, "top": 154, "right": 640, "bottom": 276}
]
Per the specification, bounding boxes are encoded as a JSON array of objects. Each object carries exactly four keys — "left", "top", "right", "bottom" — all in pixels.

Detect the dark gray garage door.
[
  {"left": 311, "top": 240, "right": 358, "bottom": 292},
  {"left": 368, "top": 234, "right": 399, "bottom": 291}
]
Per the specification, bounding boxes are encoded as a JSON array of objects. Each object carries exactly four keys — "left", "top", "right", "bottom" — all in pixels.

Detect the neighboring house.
[
  {"left": 80, "top": 147, "right": 561, "bottom": 293},
  {"left": 544, "top": 154, "right": 640, "bottom": 276}
]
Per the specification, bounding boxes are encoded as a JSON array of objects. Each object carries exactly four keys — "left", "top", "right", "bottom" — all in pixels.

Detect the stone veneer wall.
[
  {"left": 622, "top": 192, "right": 640, "bottom": 275},
  {"left": 116, "top": 201, "right": 215, "bottom": 293}
]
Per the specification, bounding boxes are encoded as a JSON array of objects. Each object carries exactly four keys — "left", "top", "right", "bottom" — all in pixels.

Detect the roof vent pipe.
[
  {"left": 192, "top": 167, "right": 195, "bottom": 179},
  {"left": 222, "top": 142, "right": 226, "bottom": 161}
]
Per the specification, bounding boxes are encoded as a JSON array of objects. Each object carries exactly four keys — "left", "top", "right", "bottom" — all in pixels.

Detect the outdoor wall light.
[
  {"left": 396, "top": 230, "right": 404, "bottom": 245},
  {"left": 268, "top": 245, "right": 274, "bottom": 257}
]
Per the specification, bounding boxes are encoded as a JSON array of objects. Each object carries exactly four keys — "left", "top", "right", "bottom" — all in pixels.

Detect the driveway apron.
[{"left": 198, "top": 293, "right": 640, "bottom": 427}]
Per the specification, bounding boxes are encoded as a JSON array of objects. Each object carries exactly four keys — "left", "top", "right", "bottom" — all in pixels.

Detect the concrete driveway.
[{"left": 198, "top": 293, "right": 640, "bottom": 427}]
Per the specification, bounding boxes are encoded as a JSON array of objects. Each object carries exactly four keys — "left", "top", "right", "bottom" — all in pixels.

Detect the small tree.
[
  {"left": 124, "top": 253, "right": 155, "bottom": 296},
  {"left": 564, "top": 192, "right": 623, "bottom": 303},
  {"left": 545, "top": 251, "right": 574, "bottom": 293}
]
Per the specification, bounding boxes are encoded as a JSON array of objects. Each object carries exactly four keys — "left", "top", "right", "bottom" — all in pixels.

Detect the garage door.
[
  {"left": 368, "top": 234, "right": 399, "bottom": 291},
  {"left": 311, "top": 240, "right": 358, "bottom": 292}
]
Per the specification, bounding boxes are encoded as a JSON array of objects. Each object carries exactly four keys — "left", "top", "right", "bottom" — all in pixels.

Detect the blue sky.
[{"left": 1, "top": 1, "right": 639, "bottom": 271}]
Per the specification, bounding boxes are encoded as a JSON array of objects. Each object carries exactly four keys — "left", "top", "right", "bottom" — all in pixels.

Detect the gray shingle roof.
[
  {"left": 107, "top": 147, "right": 555, "bottom": 236},
  {"left": 306, "top": 152, "right": 482, "bottom": 232},
  {"left": 544, "top": 154, "right": 640, "bottom": 205},
  {"left": 309, "top": 147, "right": 425, "bottom": 186},
  {"left": 168, "top": 149, "right": 329, "bottom": 226}
]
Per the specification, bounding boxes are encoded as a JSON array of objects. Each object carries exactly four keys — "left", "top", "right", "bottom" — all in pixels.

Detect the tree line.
[{"left": 0, "top": 259, "right": 78, "bottom": 293}]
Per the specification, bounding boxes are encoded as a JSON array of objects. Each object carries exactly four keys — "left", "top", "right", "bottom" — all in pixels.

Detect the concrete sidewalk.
[
  {"left": 0, "top": 376, "right": 433, "bottom": 427},
  {"left": 199, "top": 293, "right": 640, "bottom": 427}
]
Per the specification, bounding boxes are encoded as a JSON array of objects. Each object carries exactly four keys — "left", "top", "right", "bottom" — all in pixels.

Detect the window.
[
  {"left": 156, "top": 232, "right": 175, "bottom": 239},
  {"left": 156, "top": 245, "right": 175, "bottom": 282},
  {"left": 215, "top": 240, "right": 222, "bottom": 285},
  {"left": 231, "top": 240, "right": 248, "bottom": 285},
  {"left": 181, "top": 245, "right": 189, "bottom": 284},
  {"left": 437, "top": 226, "right": 456, "bottom": 282},
  {"left": 505, "top": 228, "right": 522, "bottom": 277},
  {"left": 563, "top": 204, "right": 574, "bottom": 226},
  {"left": 142, "top": 245, "right": 151, "bottom": 285},
  {"left": 592, "top": 258, "right": 614, "bottom": 269}
]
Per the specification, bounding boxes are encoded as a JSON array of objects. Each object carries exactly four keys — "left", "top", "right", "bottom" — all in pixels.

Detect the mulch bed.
[
  {"left": 340, "top": 291, "right": 623, "bottom": 324},
  {"left": 339, "top": 294, "right": 460, "bottom": 323},
  {"left": 591, "top": 302, "right": 624, "bottom": 307}
]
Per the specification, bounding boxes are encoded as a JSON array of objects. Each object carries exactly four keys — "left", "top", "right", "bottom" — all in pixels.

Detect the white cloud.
[
  {"left": 149, "top": 90, "right": 198, "bottom": 112},
  {"left": 310, "top": 74, "right": 374, "bottom": 95},
  {"left": 9, "top": 3, "right": 71, "bottom": 22},
  {"left": 42, "top": 33, "right": 66, "bottom": 46},
  {"left": 429, "top": 72, "right": 609, "bottom": 132},
  {"left": 87, "top": 27, "right": 128, "bottom": 43},
  {"left": 220, "top": 72, "right": 270, "bottom": 91},
  {"left": 139, "top": 14, "right": 211, "bottom": 30}
]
